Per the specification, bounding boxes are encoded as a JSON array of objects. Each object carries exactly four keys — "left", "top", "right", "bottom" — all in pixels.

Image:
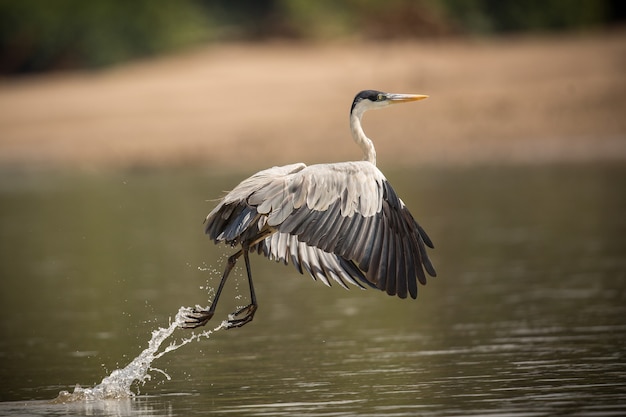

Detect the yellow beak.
[{"left": 387, "top": 93, "right": 429, "bottom": 103}]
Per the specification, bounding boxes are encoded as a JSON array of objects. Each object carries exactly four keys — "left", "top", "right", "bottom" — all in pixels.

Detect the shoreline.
[{"left": 1, "top": 31, "right": 625, "bottom": 172}]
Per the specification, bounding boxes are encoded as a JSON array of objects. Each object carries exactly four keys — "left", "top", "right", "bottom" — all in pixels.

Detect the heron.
[{"left": 183, "top": 90, "right": 436, "bottom": 330}]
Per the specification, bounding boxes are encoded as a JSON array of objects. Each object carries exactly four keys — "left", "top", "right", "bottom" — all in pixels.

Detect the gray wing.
[
  {"left": 205, "top": 161, "right": 436, "bottom": 299},
  {"left": 258, "top": 232, "right": 373, "bottom": 290},
  {"left": 205, "top": 163, "right": 307, "bottom": 245}
]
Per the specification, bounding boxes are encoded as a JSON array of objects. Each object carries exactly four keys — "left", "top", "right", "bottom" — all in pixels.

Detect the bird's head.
[{"left": 350, "top": 90, "right": 428, "bottom": 118}]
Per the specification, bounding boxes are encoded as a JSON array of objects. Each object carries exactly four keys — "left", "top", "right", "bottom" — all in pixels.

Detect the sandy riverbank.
[{"left": 1, "top": 30, "right": 625, "bottom": 172}]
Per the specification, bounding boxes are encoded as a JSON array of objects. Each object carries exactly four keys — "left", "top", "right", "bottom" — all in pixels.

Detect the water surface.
[{"left": 0, "top": 164, "right": 624, "bottom": 416}]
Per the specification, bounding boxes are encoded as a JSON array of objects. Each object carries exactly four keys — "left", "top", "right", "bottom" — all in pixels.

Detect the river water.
[{"left": 0, "top": 164, "right": 624, "bottom": 416}]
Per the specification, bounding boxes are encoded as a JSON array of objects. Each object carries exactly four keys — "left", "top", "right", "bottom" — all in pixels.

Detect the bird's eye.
[{"left": 377, "top": 93, "right": 385, "bottom": 101}]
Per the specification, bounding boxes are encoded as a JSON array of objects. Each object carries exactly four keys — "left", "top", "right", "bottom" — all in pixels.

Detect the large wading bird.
[{"left": 183, "top": 90, "right": 436, "bottom": 330}]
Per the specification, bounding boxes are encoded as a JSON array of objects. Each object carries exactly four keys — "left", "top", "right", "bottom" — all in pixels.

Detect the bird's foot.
[
  {"left": 225, "top": 304, "right": 257, "bottom": 329},
  {"left": 181, "top": 307, "right": 214, "bottom": 329}
]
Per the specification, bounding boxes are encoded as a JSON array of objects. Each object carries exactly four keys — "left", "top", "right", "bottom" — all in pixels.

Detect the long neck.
[{"left": 350, "top": 112, "right": 376, "bottom": 165}]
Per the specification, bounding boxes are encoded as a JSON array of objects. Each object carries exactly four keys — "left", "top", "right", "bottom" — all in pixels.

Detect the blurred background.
[
  {"left": 1, "top": 1, "right": 626, "bottom": 414},
  {"left": 0, "top": 0, "right": 625, "bottom": 169},
  {"left": 1, "top": 0, "right": 625, "bottom": 74}
]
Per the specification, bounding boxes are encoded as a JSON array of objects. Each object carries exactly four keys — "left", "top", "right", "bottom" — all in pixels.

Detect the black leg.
[
  {"left": 183, "top": 244, "right": 258, "bottom": 329},
  {"left": 224, "top": 246, "right": 258, "bottom": 328},
  {"left": 182, "top": 249, "right": 243, "bottom": 329}
]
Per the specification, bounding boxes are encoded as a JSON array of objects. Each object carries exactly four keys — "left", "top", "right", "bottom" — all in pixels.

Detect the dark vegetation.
[{"left": 0, "top": 0, "right": 624, "bottom": 74}]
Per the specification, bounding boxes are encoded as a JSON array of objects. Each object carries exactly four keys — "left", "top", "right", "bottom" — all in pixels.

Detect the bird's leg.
[
  {"left": 224, "top": 245, "right": 258, "bottom": 328},
  {"left": 182, "top": 249, "right": 243, "bottom": 329}
]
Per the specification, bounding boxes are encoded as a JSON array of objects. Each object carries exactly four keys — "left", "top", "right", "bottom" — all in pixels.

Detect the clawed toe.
[
  {"left": 225, "top": 304, "right": 257, "bottom": 329},
  {"left": 181, "top": 309, "right": 214, "bottom": 329},
  {"left": 181, "top": 304, "right": 258, "bottom": 330},
  {"left": 187, "top": 246, "right": 258, "bottom": 331}
]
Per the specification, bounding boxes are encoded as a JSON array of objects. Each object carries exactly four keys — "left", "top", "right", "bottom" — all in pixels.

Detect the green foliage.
[
  {"left": 0, "top": 0, "right": 620, "bottom": 74},
  {"left": 441, "top": 0, "right": 609, "bottom": 33},
  {"left": 275, "top": 0, "right": 613, "bottom": 37},
  {"left": 0, "top": 0, "right": 212, "bottom": 72}
]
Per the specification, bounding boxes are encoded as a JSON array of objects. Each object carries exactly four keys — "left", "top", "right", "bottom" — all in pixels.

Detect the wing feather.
[
  {"left": 385, "top": 223, "right": 398, "bottom": 296},
  {"left": 356, "top": 213, "right": 378, "bottom": 272},
  {"left": 259, "top": 233, "right": 369, "bottom": 290},
  {"left": 335, "top": 213, "right": 363, "bottom": 256},
  {"left": 204, "top": 160, "right": 436, "bottom": 298},
  {"left": 373, "top": 213, "right": 389, "bottom": 291},
  {"left": 306, "top": 201, "right": 341, "bottom": 248},
  {"left": 278, "top": 206, "right": 310, "bottom": 235},
  {"left": 395, "top": 232, "right": 407, "bottom": 298},
  {"left": 403, "top": 234, "right": 418, "bottom": 298}
]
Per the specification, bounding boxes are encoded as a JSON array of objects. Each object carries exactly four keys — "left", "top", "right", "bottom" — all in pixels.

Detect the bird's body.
[{"left": 184, "top": 90, "right": 436, "bottom": 329}]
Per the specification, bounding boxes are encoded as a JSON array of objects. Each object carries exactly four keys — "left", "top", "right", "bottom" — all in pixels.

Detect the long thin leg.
[
  {"left": 225, "top": 245, "right": 258, "bottom": 328},
  {"left": 182, "top": 248, "right": 243, "bottom": 329}
]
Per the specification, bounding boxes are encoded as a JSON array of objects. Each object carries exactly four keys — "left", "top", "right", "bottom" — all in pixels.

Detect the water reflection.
[{"left": 0, "top": 164, "right": 625, "bottom": 415}]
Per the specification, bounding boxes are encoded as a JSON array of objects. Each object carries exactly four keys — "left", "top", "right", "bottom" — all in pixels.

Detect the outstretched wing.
[
  {"left": 205, "top": 161, "right": 436, "bottom": 299},
  {"left": 258, "top": 232, "right": 374, "bottom": 290}
]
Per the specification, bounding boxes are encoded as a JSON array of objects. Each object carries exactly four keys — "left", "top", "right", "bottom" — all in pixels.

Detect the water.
[
  {"left": 0, "top": 164, "right": 625, "bottom": 416},
  {"left": 53, "top": 306, "right": 226, "bottom": 403}
]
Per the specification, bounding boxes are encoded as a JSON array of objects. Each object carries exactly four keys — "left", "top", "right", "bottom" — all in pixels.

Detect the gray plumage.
[{"left": 184, "top": 90, "right": 436, "bottom": 329}]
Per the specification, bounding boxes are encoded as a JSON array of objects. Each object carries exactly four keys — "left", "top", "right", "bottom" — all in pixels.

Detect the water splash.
[{"left": 53, "top": 306, "right": 226, "bottom": 403}]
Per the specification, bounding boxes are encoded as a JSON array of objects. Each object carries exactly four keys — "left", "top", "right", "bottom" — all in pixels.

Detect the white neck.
[{"left": 350, "top": 112, "right": 376, "bottom": 165}]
